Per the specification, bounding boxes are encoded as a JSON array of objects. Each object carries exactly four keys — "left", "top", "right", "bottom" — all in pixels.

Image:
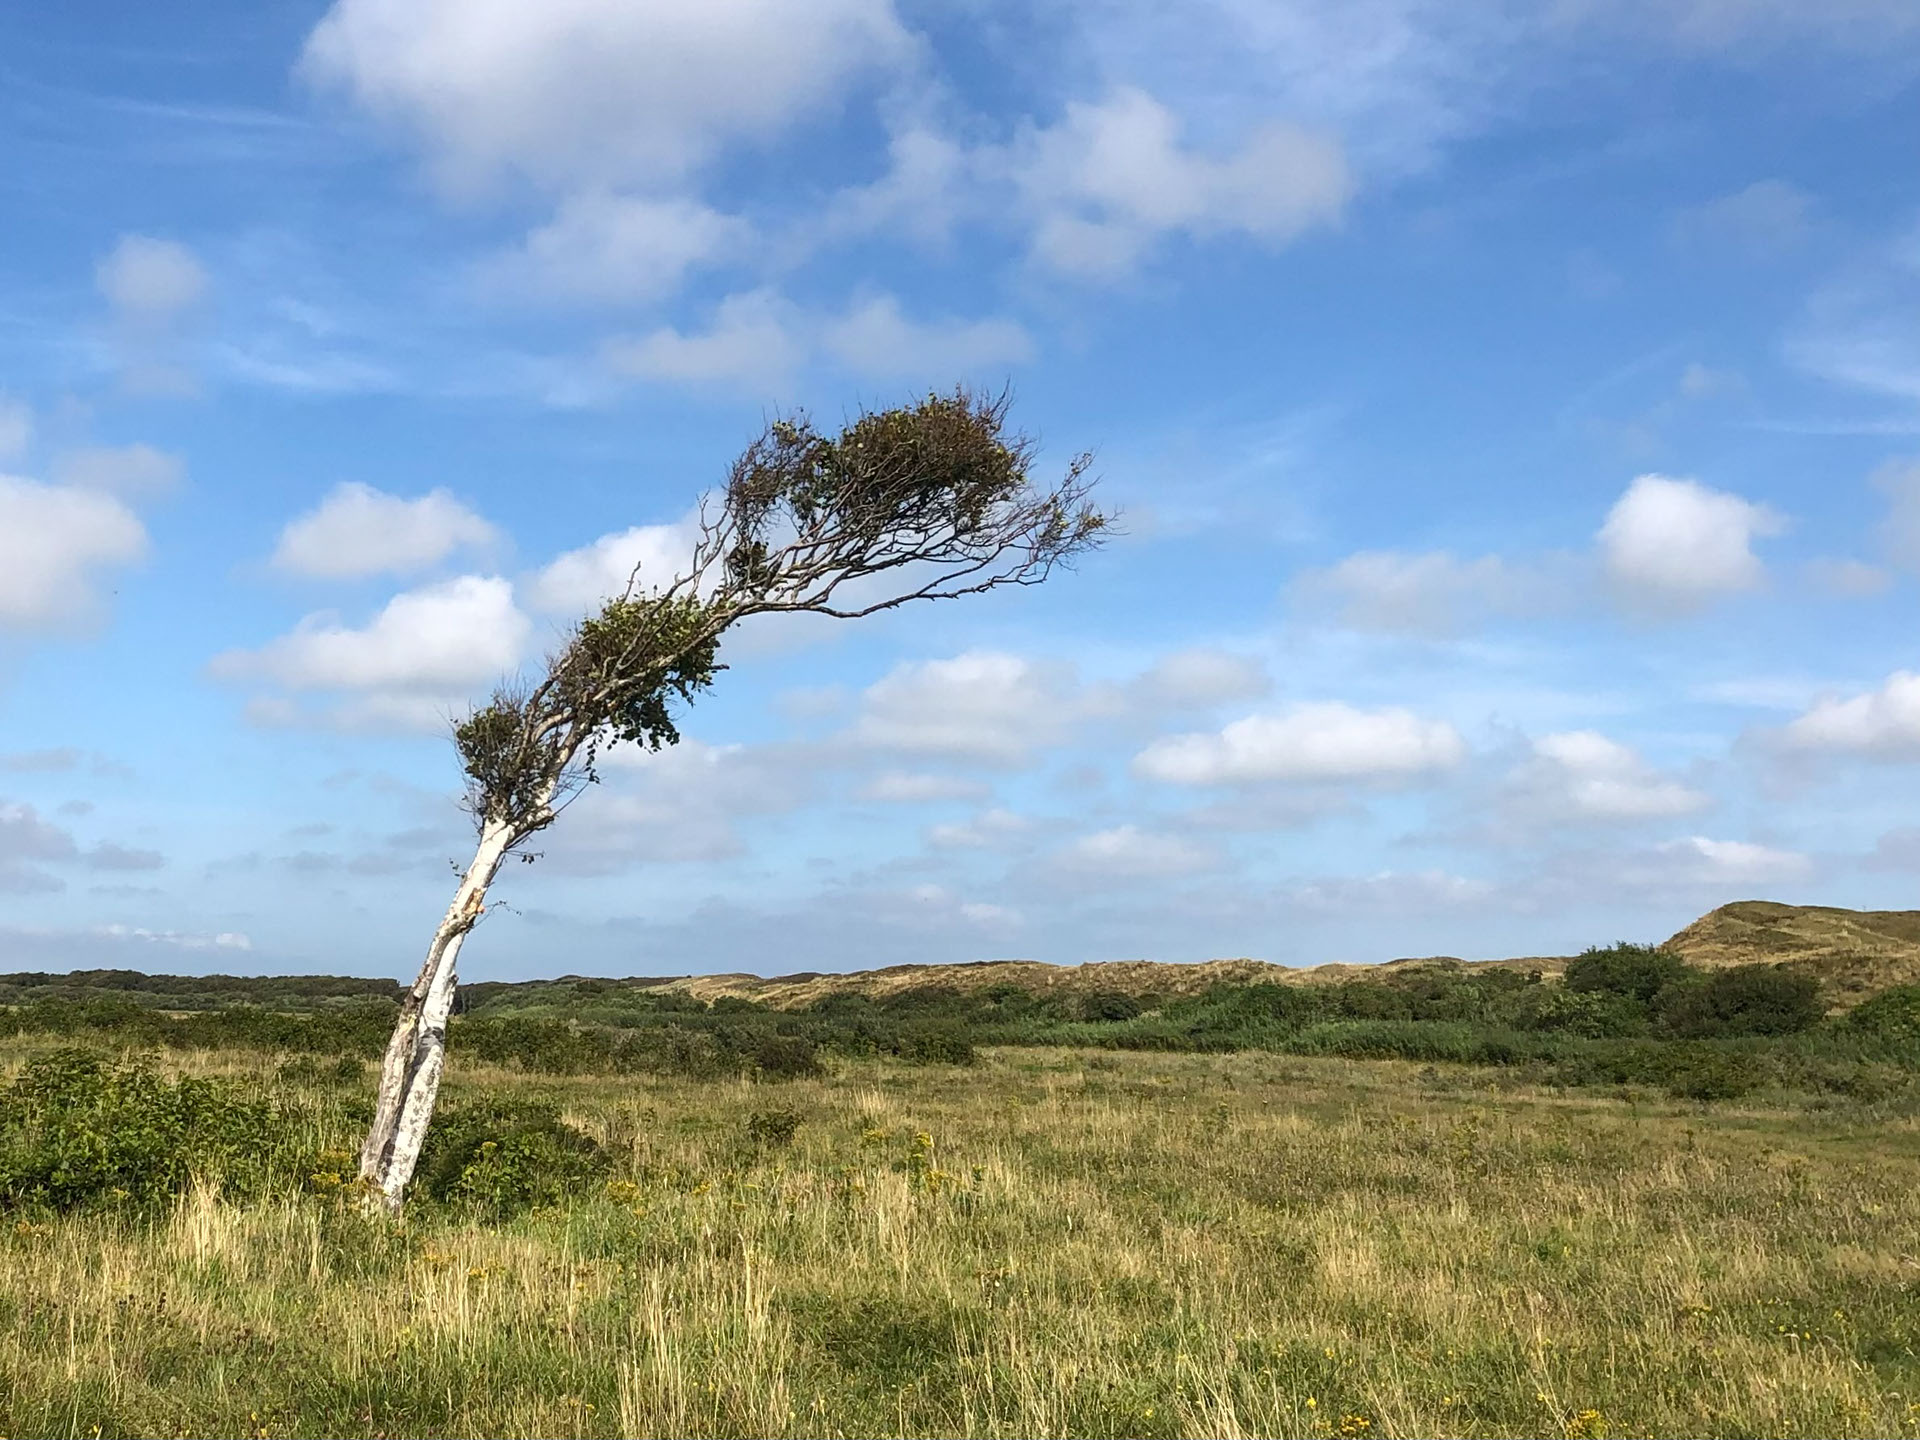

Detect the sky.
[{"left": 5, "top": 0, "right": 1920, "bottom": 982}]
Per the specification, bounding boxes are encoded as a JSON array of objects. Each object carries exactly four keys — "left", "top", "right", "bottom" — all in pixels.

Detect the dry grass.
[{"left": 1, "top": 1046, "right": 1917, "bottom": 1438}]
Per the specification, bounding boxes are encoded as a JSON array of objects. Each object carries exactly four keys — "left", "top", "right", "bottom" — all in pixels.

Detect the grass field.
[{"left": 1, "top": 1043, "right": 1918, "bottom": 1439}]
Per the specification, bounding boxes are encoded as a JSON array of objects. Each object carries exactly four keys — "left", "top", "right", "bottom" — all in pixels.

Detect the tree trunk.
[{"left": 358, "top": 816, "right": 517, "bottom": 1209}]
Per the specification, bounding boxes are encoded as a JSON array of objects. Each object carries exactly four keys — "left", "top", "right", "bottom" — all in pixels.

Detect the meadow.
[{"left": 2, "top": 1034, "right": 1919, "bottom": 1439}]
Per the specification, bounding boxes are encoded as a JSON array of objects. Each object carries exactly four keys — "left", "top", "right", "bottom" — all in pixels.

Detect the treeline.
[{"left": 2, "top": 946, "right": 1918, "bottom": 1102}]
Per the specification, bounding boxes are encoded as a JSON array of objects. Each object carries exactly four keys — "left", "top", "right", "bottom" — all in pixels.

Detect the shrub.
[
  {"left": 1663, "top": 1047, "right": 1764, "bottom": 1101},
  {"left": 1514, "top": 985, "right": 1643, "bottom": 1039},
  {"left": 0, "top": 1051, "right": 289, "bottom": 1211},
  {"left": 1659, "top": 965, "right": 1822, "bottom": 1039},
  {"left": 1079, "top": 991, "right": 1142, "bottom": 1022},
  {"left": 751, "top": 1033, "right": 825, "bottom": 1080},
  {"left": 895, "top": 1028, "right": 977, "bottom": 1066},
  {"left": 1845, "top": 985, "right": 1920, "bottom": 1045},
  {"left": 413, "top": 1101, "right": 606, "bottom": 1215},
  {"left": 1564, "top": 944, "right": 1689, "bottom": 1004},
  {"left": 746, "top": 1107, "right": 802, "bottom": 1148}
]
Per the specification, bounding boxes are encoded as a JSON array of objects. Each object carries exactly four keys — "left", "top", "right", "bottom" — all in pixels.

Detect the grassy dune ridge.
[{"left": 1, "top": 1045, "right": 1918, "bottom": 1438}]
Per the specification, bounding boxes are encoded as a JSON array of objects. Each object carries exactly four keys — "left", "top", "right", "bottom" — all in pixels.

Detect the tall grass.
[{"left": 0, "top": 1044, "right": 1916, "bottom": 1437}]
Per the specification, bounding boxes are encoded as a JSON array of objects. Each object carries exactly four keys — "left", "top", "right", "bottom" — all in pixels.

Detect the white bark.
[{"left": 359, "top": 816, "right": 518, "bottom": 1208}]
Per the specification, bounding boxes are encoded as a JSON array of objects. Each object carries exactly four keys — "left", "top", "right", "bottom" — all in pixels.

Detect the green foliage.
[
  {"left": 894, "top": 1028, "right": 977, "bottom": 1066},
  {"left": 745, "top": 1107, "right": 802, "bottom": 1148},
  {"left": 0, "top": 1052, "right": 291, "bottom": 1211},
  {"left": 413, "top": 1101, "right": 606, "bottom": 1216},
  {"left": 1564, "top": 944, "right": 1690, "bottom": 1004},
  {"left": 1846, "top": 984, "right": 1920, "bottom": 1045},
  {"left": 750, "top": 1033, "right": 824, "bottom": 1081},
  {"left": 1657, "top": 964, "right": 1823, "bottom": 1038},
  {"left": 1079, "top": 991, "right": 1142, "bottom": 1022}
]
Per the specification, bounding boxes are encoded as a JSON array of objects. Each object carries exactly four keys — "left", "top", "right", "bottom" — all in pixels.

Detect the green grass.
[{"left": 1, "top": 1042, "right": 1919, "bottom": 1438}]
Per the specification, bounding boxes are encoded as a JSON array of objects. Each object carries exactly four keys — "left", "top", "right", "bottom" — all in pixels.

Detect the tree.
[{"left": 357, "top": 390, "right": 1106, "bottom": 1208}]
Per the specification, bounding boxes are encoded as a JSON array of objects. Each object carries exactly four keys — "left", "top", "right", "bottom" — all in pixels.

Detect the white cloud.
[
  {"left": 1783, "top": 671, "right": 1920, "bottom": 757},
  {"left": 1652, "top": 835, "right": 1810, "bottom": 886},
  {"left": 544, "top": 737, "right": 814, "bottom": 869},
  {"left": 482, "top": 193, "right": 747, "bottom": 305},
  {"left": 95, "top": 924, "right": 253, "bottom": 952},
  {"left": 525, "top": 514, "right": 699, "bottom": 614},
  {"left": 1134, "top": 702, "right": 1465, "bottom": 786},
  {"left": 0, "top": 397, "right": 31, "bottom": 464},
  {"left": 928, "top": 807, "right": 1030, "bottom": 849},
  {"left": 1290, "top": 549, "right": 1550, "bottom": 635},
  {"left": 821, "top": 295, "right": 1033, "bottom": 378},
  {"left": 858, "top": 770, "right": 989, "bottom": 804},
  {"left": 1056, "top": 824, "right": 1214, "bottom": 878},
  {"left": 1131, "top": 648, "right": 1270, "bottom": 708},
  {"left": 0, "top": 476, "right": 147, "bottom": 629},
  {"left": 1597, "top": 474, "right": 1783, "bottom": 615},
  {"left": 1673, "top": 179, "right": 1812, "bottom": 257},
  {"left": 604, "top": 289, "right": 803, "bottom": 389},
  {"left": 854, "top": 651, "right": 1093, "bottom": 766},
  {"left": 211, "top": 575, "right": 529, "bottom": 695},
  {"left": 52, "top": 445, "right": 184, "bottom": 498},
  {"left": 1513, "top": 730, "right": 1710, "bottom": 820},
  {"left": 271, "top": 482, "right": 499, "bottom": 580},
  {"left": 1804, "top": 557, "right": 1891, "bottom": 597},
  {"left": 1871, "top": 458, "right": 1920, "bottom": 572},
  {"left": 96, "top": 235, "right": 209, "bottom": 324},
  {"left": 1011, "top": 87, "right": 1351, "bottom": 280},
  {"left": 301, "top": 0, "right": 913, "bottom": 192},
  {"left": 1287, "top": 868, "right": 1492, "bottom": 914}
]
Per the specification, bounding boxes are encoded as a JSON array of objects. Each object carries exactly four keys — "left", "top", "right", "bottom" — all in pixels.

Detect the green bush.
[
  {"left": 1845, "top": 985, "right": 1920, "bottom": 1045},
  {"left": 751, "top": 1033, "right": 825, "bottom": 1080},
  {"left": 1564, "top": 944, "right": 1689, "bottom": 1004},
  {"left": 746, "top": 1107, "right": 802, "bottom": 1148},
  {"left": 0, "top": 1051, "right": 291, "bottom": 1211},
  {"left": 1658, "top": 965, "right": 1823, "bottom": 1039},
  {"left": 894, "top": 1028, "right": 977, "bottom": 1066},
  {"left": 1079, "top": 991, "right": 1142, "bottom": 1022},
  {"left": 1514, "top": 985, "right": 1644, "bottom": 1038},
  {"left": 413, "top": 1101, "right": 606, "bottom": 1215}
]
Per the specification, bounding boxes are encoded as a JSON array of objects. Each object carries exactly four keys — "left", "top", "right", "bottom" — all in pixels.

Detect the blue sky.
[{"left": 6, "top": 0, "right": 1920, "bottom": 981}]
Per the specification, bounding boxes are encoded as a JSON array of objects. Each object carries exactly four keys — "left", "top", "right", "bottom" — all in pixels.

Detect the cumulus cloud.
[
  {"left": 1011, "top": 87, "right": 1351, "bottom": 280},
  {"left": 52, "top": 445, "right": 184, "bottom": 499},
  {"left": 1286, "top": 868, "right": 1492, "bottom": 914},
  {"left": 543, "top": 737, "right": 814, "bottom": 870},
  {"left": 1673, "top": 178, "right": 1812, "bottom": 257},
  {"left": 0, "top": 397, "right": 30, "bottom": 464},
  {"left": 1804, "top": 557, "right": 1891, "bottom": 597},
  {"left": 1134, "top": 702, "right": 1465, "bottom": 786},
  {"left": 821, "top": 295, "right": 1034, "bottom": 379},
  {"left": 853, "top": 651, "right": 1094, "bottom": 765},
  {"left": 0, "top": 476, "right": 147, "bottom": 630},
  {"left": 1510, "top": 730, "right": 1710, "bottom": 821},
  {"left": 1597, "top": 474, "right": 1783, "bottom": 616},
  {"left": 1130, "top": 648, "right": 1270, "bottom": 708},
  {"left": 1871, "top": 458, "right": 1920, "bottom": 573},
  {"left": 1056, "top": 824, "right": 1214, "bottom": 878},
  {"left": 1289, "top": 549, "right": 1551, "bottom": 636},
  {"left": 1650, "top": 835, "right": 1810, "bottom": 886},
  {"left": 272, "top": 483, "right": 499, "bottom": 581},
  {"left": 481, "top": 193, "right": 748, "bottom": 305},
  {"left": 858, "top": 771, "right": 989, "bottom": 804},
  {"left": 604, "top": 289, "right": 804, "bottom": 389},
  {"left": 525, "top": 514, "right": 699, "bottom": 613},
  {"left": 1783, "top": 671, "right": 1920, "bottom": 757},
  {"left": 301, "top": 0, "right": 912, "bottom": 192},
  {"left": 211, "top": 576, "right": 529, "bottom": 728},
  {"left": 928, "top": 807, "right": 1031, "bottom": 850},
  {"left": 96, "top": 235, "right": 209, "bottom": 324}
]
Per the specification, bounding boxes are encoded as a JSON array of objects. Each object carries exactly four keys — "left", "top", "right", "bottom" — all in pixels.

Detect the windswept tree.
[{"left": 358, "top": 391, "right": 1106, "bottom": 1208}]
